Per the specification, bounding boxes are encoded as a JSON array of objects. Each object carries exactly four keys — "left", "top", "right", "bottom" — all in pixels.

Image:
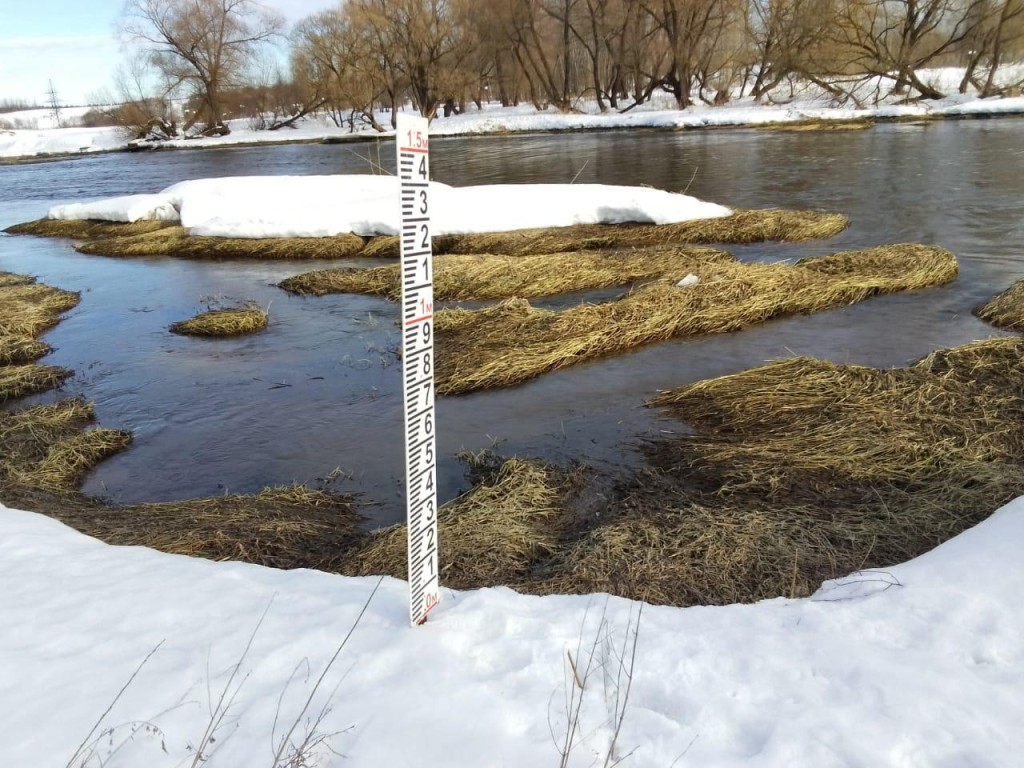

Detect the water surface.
[{"left": 1, "top": 121, "right": 1020, "bottom": 524}]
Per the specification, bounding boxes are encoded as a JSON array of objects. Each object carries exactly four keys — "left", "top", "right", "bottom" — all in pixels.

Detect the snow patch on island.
[{"left": 47, "top": 175, "right": 732, "bottom": 238}]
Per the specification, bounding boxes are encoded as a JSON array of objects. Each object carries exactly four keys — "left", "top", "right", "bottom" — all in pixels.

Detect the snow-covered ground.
[
  {"left": 2, "top": 495, "right": 1022, "bottom": 767},
  {"left": 47, "top": 175, "right": 731, "bottom": 237},
  {"left": 3, "top": 70, "right": 1024, "bottom": 161}
]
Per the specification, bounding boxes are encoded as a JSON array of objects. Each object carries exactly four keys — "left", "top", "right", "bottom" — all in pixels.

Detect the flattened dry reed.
[
  {"left": 359, "top": 209, "right": 849, "bottom": 258},
  {"left": 3, "top": 218, "right": 173, "bottom": 239},
  {"left": 976, "top": 278, "right": 1024, "bottom": 331},
  {"left": 15, "top": 428, "right": 132, "bottom": 490},
  {"left": 759, "top": 119, "right": 875, "bottom": 132},
  {"left": 343, "top": 458, "right": 571, "bottom": 588},
  {"left": 280, "top": 245, "right": 734, "bottom": 300},
  {"left": 0, "top": 336, "right": 50, "bottom": 365},
  {"left": 76, "top": 226, "right": 366, "bottom": 260},
  {"left": 170, "top": 305, "right": 269, "bottom": 337},
  {"left": 0, "top": 364, "right": 72, "bottom": 403},
  {"left": 435, "top": 244, "right": 958, "bottom": 394},
  {"left": 0, "top": 278, "right": 80, "bottom": 336}
]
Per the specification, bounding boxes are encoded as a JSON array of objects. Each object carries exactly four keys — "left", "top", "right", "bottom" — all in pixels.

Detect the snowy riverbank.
[
  {"left": 2, "top": 495, "right": 1023, "bottom": 767},
  {"left": 3, "top": 88, "right": 1024, "bottom": 163}
]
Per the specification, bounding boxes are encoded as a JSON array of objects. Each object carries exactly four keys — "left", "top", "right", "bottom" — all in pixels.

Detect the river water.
[{"left": 1, "top": 120, "right": 1021, "bottom": 524}]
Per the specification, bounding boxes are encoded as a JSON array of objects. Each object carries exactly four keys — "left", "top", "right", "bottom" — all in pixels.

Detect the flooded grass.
[
  {"left": 434, "top": 244, "right": 958, "bottom": 395},
  {"left": 976, "top": 278, "right": 1024, "bottom": 331},
  {"left": 169, "top": 304, "right": 269, "bottom": 337},
  {"left": 0, "top": 272, "right": 77, "bottom": 402},
  {"left": 0, "top": 271, "right": 362, "bottom": 572},
  {"left": 280, "top": 245, "right": 734, "bottom": 300},
  {"left": 0, "top": 396, "right": 364, "bottom": 571},
  {"left": 5, "top": 260, "right": 1020, "bottom": 609},
  {"left": 341, "top": 338, "right": 1024, "bottom": 606}
]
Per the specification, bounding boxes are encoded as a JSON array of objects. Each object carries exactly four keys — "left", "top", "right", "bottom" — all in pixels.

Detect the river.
[{"left": 0, "top": 120, "right": 1021, "bottom": 524}]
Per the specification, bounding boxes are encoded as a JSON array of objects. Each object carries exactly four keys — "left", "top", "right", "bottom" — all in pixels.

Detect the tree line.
[{"left": 109, "top": 0, "right": 1024, "bottom": 138}]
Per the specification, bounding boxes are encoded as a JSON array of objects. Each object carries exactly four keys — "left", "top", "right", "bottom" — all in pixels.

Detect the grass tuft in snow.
[
  {"left": 280, "top": 245, "right": 734, "bottom": 300},
  {"left": 975, "top": 278, "right": 1024, "bottom": 331},
  {"left": 434, "top": 243, "right": 958, "bottom": 394},
  {"left": 170, "top": 304, "right": 269, "bottom": 337},
  {"left": 75, "top": 226, "right": 366, "bottom": 260}
]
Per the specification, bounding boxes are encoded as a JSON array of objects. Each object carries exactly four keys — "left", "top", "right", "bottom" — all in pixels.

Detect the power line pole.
[{"left": 46, "top": 80, "right": 63, "bottom": 128}]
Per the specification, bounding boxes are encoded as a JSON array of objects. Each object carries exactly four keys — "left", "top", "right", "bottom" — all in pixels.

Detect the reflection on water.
[{"left": 0, "top": 120, "right": 1021, "bottom": 524}]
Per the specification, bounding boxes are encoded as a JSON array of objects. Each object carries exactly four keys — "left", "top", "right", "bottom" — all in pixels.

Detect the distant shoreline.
[{"left": 2, "top": 106, "right": 1023, "bottom": 166}]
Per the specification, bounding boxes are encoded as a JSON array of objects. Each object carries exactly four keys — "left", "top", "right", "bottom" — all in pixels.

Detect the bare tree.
[
  {"left": 291, "top": 8, "right": 390, "bottom": 131},
  {"left": 122, "top": 0, "right": 284, "bottom": 136},
  {"left": 830, "top": 0, "right": 990, "bottom": 101}
]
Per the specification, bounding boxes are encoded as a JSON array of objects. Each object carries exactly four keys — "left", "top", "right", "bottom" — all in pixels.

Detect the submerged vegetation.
[
  {"left": 170, "top": 303, "right": 269, "bottom": 336},
  {"left": 434, "top": 244, "right": 958, "bottom": 394}
]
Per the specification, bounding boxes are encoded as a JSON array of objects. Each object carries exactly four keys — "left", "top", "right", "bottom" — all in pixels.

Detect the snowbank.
[
  {"left": 1, "top": 497, "right": 1022, "bottom": 767},
  {"left": 47, "top": 175, "right": 733, "bottom": 238}
]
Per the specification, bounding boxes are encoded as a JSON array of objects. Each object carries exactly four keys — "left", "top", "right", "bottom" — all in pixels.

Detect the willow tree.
[{"left": 121, "top": 0, "right": 285, "bottom": 135}]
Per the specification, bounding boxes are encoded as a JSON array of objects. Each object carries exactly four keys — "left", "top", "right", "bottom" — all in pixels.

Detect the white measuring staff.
[{"left": 396, "top": 113, "right": 440, "bottom": 625}]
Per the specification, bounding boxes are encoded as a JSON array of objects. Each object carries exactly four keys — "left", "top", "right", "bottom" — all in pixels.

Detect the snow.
[
  {"left": 2, "top": 496, "right": 1023, "bottom": 767},
  {"left": 47, "top": 176, "right": 733, "bottom": 237},
  {"left": 2, "top": 69, "right": 1024, "bottom": 161}
]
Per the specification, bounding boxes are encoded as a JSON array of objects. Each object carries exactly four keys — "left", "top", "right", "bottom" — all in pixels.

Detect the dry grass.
[
  {"left": 976, "top": 279, "right": 1024, "bottom": 331},
  {"left": 280, "top": 245, "right": 734, "bottom": 300},
  {"left": 0, "top": 364, "right": 73, "bottom": 402},
  {"left": 75, "top": 226, "right": 367, "bottom": 260},
  {"left": 170, "top": 305, "right": 269, "bottom": 337},
  {"left": 3, "top": 218, "right": 174, "bottom": 239},
  {"left": 435, "top": 244, "right": 958, "bottom": 394},
  {"left": 759, "top": 119, "right": 875, "bottom": 132},
  {"left": 15, "top": 428, "right": 132, "bottom": 490},
  {"left": 0, "top": 336, "right": 50, "bottom": 365},
  {"left": 343, "top": 457, "right": 581, "bottom": 587},
  {"left": 359, "top": 209, "right": 849, "bottom": 258},
  {"left": 0, "top": 278, "right": 80, "bottom": 336},
  {"left": 80, "top": 487, "right": 365, "bottom": 570}
]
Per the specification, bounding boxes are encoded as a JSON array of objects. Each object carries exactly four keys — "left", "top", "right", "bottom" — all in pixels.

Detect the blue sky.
[{"left": 0, "top": 0, "right": 338, "bottom": 106}]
